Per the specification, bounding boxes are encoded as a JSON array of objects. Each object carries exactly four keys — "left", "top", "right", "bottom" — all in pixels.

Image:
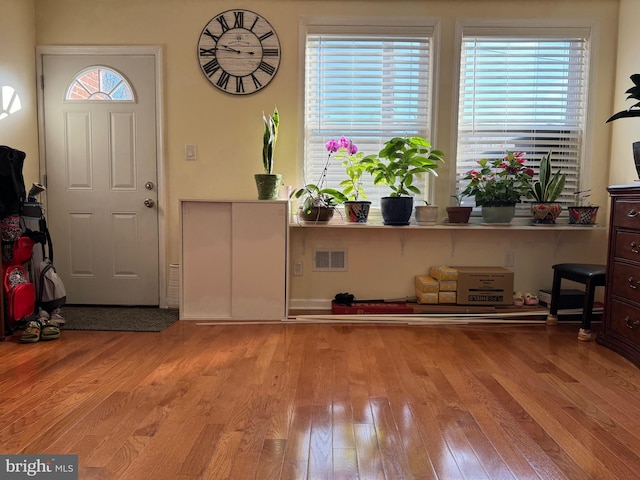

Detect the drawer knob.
[
  {"left": 632, "top": 241, "right": 640, "bottom": 254},
  {"left": 629, "top": 277, "right": 640, "bottom": 289},
  {"left": 625, "top": 316, "right": 640, "bottom": 329},
  {"left": 628, "top": 209, "right": 640, "bottom": 218}
]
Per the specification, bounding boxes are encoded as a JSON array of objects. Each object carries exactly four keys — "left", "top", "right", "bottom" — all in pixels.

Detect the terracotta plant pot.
[{"left": 446, "top": 206, "right": 472, "bottom": 224}]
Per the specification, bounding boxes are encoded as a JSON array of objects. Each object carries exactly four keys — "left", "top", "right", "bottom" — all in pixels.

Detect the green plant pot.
[
  {"left": 381, "top": 197, "right": 413, "bottom": 226},
  {"left": 481, "top": 205, "right": 516, "bottom": 224},
  {"left": 254, "top": 173, "right": 282, "bottom": 200}
]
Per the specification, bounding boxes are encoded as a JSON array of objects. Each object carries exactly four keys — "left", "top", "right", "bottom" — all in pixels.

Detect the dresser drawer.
[
  {"left": 606, "top": 298, "right": 640, "bottom": 344},
  {"left": 614, "top": 231, "right": 640, "bottom": 263},
  {"left": 611, "top": 261, "right": 640, "bottom": 303},
  {"left": 613, "top": 200, "right": 640, "bottom": 229}
]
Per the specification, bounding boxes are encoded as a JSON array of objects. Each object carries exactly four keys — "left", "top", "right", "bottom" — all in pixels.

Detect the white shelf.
[{"left": 290, "top": 219, "right": 604, "bottom": 231}]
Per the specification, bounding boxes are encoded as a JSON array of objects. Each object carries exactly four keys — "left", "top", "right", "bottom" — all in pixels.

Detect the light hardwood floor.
[{"left": 1, "top": 320, "right": 639, "bottom": 479}]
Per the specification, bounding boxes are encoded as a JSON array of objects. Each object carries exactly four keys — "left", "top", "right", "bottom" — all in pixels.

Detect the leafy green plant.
[
  {"left": 529, "top": 151, "right": 566, "bottom": 202},
  {"left": 262, "top": 107, "right": 279, "bottom": 174},
  {"left": 290, "top": 184, "right": 347, "bottom": 214},
  {"left": 291, "top": 136, "right": 348, "bottom": 214},
  {"left": 461, "top": 151, "right": 534, "bottom": 206},
  {"left": 450, "top": 194, "right": 466, "bottom": 206},
  {"left": 606, "top": 74, "right": 640, "bottom": 123},
  {"left": 361, "top": 136, "right": 444, "bottom": 197}
]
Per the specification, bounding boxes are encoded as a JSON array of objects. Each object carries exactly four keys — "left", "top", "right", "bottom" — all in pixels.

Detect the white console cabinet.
[{"left": 180, "top": 200, "right": 288, "bottom": 320}]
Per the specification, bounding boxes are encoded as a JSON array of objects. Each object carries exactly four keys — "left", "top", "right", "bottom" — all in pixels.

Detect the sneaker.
[{"left": 50, "top": 308, "right": 65, "bottom": 326}]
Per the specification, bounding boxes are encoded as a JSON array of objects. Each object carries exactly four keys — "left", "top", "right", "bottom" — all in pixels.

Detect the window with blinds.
[
  {"left": 455, "top": 26, "right": 591, "bottom": 213},
  {"left": 304, "top": 25, "right": 435, "bottom": 208}
]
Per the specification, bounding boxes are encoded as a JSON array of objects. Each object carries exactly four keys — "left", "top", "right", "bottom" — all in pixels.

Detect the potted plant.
[
  {"left": 414, "top": 200, "right": 439, "bottom": 225},
  {"left": 568, "top": 190, "right": 599, "bottom": 225},
  {"left": 446, "top": 194, "right": 472, "bottom": 224},
  {"left": 528, "top": 151, "right": 566, "bottom": 224},
  {"left": 255, "top": 107, "right": 282, "bottom": 200},
  {"left": 461, "top": 151, "right": 534, "bottom": 223},
  {"left": 329, "top": 136, "right": 371, "bottom": 223},
  {"left": 606, "top": 74, "right": 640, "bottom": 178},
  {"left": 291, "top": 138, "right": 348, "bottom": 224},
  {"left": 362, "top": 136, "right": 444, "bottom": 225}
]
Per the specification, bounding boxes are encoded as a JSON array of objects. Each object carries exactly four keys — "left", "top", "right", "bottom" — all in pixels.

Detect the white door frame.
[{"left": 35, "top": 45, "right": 168, "bottom": 308}]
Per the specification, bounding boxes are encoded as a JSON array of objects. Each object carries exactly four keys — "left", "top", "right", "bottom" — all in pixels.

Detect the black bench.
[{"left": 545, "top": 263, "right": 606, "bottom": 341}]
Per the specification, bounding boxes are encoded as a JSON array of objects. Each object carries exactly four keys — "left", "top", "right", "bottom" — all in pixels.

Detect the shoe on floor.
[
  {"left": 50, "top": 308, "right": 65, "bottom": 326},
  {"left": 525, "top": 293, "right": 539, "bottom": 306},
  {"left": 21, "top": 320, "right": 41, "bottom": 343},
  {"left": 513, "top": 292, "right": 524, "bottom": 307},
  {"left": 40, "top": 318, "right": 60, "bottom": 340}
]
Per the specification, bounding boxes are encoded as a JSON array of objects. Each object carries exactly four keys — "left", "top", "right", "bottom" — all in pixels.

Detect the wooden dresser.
[{"left": 598, "top": 185, "right": 640, "bottom": 367}]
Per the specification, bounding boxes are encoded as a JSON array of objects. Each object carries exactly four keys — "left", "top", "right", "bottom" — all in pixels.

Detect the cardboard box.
[
  {"left": 438, "top": 291, "right": 457, "bottom": 304},
  {"left": 429, "top": 266, "right": 458, "bottom": 281},
  {"left": 438, "top": 280, "right": 457, "bottom": 292},
  {"left": 453, "top": 266, "right": 514, "bottom": 305},
  {"left": 416, "top": 292, "right": 439, "bottom": 304},
  {"left": 415, "top": 275, "right": 439, "bottom": 293},
  {"left": 538, "top": 289, "right": 585, "bottom": 309}
]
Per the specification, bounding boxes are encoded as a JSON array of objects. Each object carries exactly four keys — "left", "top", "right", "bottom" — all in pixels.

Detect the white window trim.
[
  {"left": 449, "top": 18, "right": 599, "bottom": 210},
  {"left": 298, "top": 16, "right": 441, "bottom": 209}
]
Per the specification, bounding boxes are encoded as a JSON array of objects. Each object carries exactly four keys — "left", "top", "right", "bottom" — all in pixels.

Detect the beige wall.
[
  {"left": 609, "top": 0, "right": 640, "bottom": 185},
  {"left": 0, "top": 0, "right": 39, "bottom": 185},
  {"left": 25, "top": 0, "right": 619, "bottom": 307}
]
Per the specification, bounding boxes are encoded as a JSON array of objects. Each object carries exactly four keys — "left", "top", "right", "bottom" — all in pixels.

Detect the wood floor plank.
[{"left": 2, "top": 322, "right": 640, "bottom": 479}]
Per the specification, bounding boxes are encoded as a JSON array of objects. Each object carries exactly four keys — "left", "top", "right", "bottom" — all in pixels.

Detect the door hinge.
[{"left": 41, "top": 75, "right": 44, "bottom": 90}]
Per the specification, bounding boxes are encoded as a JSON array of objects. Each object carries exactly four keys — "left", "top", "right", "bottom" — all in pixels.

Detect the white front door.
[{"left": 40, "top": 52, "right": 160, "bottom": 305}]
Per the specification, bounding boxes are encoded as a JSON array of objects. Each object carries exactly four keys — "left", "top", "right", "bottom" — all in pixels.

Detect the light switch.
[{"left": 185, "top": 144, "right": 197, "bottom": 161}]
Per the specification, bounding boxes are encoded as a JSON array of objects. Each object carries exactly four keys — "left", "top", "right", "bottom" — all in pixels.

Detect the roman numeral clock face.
[{"left": 197, "top": 9, "right": 281, "bottom": 95}]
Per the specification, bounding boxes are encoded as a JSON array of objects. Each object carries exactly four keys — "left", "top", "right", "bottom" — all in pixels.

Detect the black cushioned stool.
[{"left": 545, "top": 263, "right": 606, "bottom": 341}]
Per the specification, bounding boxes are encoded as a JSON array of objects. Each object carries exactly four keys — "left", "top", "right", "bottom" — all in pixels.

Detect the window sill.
[{"left": 289, "top": 217, "right": 605, "bottom": 231}]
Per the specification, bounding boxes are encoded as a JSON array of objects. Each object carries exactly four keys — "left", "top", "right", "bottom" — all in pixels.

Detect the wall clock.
[{"left": 197, "top": 9, "right": 281, "bottom": 95}]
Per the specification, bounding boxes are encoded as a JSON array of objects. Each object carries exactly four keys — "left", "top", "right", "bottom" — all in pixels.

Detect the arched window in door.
[{"left": 65, "top": 66, "right": 135, "bottom": 101}]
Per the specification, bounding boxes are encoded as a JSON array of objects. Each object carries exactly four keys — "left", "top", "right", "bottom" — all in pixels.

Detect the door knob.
[
  {"left": 145, "top": 181, "right": 154, "bottom": 190},
  {"left": 144, "top": 198, "right": 155, "bottom": 208}
]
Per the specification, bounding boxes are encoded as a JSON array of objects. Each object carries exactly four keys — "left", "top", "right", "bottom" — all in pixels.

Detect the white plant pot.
[{"left": 414, "top": 205, "right": 439, "bottom": 225}]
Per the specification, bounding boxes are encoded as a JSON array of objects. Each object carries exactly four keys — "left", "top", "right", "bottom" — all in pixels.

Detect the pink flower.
[
  {"left": 326, "top": 136, "right": 359, "bottom": 155},
  {"left": 325, "top": 139, "right": 339, "bottom": 153}
]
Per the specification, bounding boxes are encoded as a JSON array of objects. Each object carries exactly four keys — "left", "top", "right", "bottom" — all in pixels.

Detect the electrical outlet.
[
  {"left": 293, "top": 261, "right": 303, "bottom": 276},
  {"left": 185, "top": 144, "right": 197, "bottom": 161},
  {"left": 504, "top": 251, "right": 515, "bottom": 267}
]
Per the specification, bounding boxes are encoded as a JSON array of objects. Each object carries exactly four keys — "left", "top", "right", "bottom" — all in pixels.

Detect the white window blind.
[
  {"left": 304, "top": 26, "right": 434, "bottom": 208},
  {"left": 456, "top": 28, "right": 590, "bottom": 212}
]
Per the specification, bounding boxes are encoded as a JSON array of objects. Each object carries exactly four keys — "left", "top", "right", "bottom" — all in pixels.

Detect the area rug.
[{"left": 59, "top": 306, "right": 179, "bottom": 332}]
